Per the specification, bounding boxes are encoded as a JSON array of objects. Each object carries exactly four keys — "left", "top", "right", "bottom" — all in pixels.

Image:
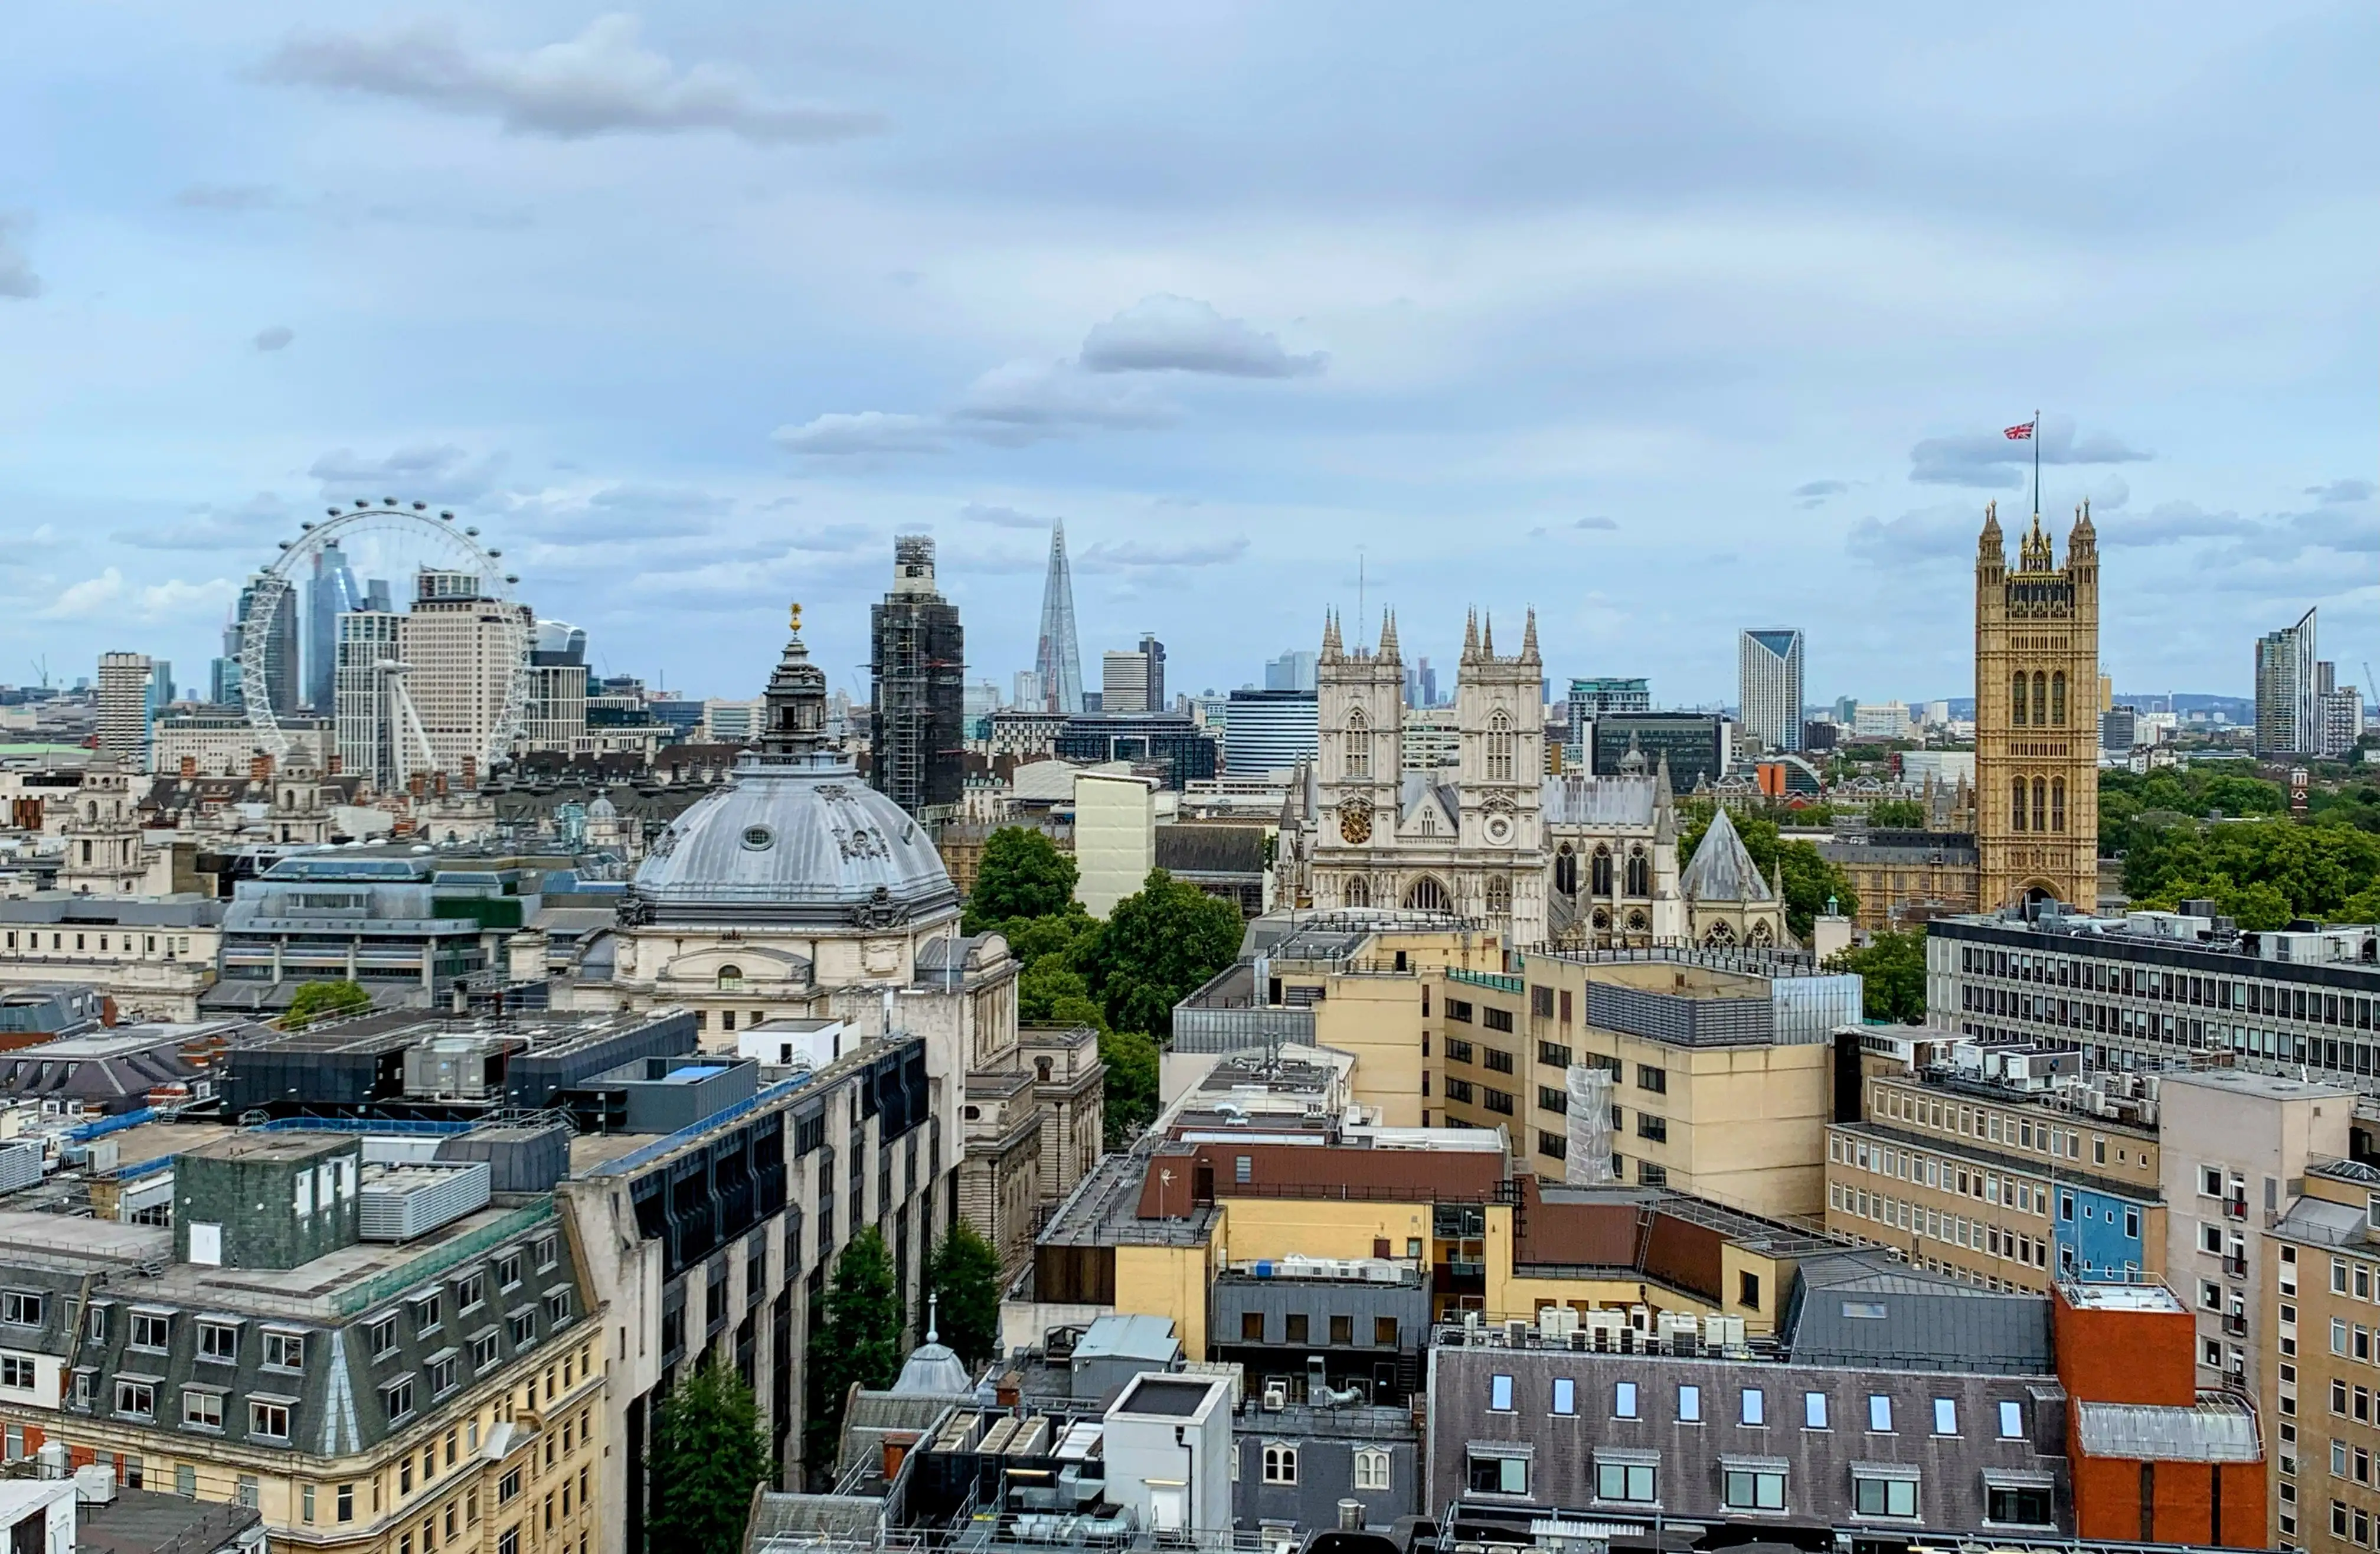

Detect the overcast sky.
[{"left": 4, "top": 3, "right": 2372, "bottom": 709}]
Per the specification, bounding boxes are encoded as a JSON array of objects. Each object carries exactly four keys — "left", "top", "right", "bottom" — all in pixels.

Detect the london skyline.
[{"left": 3, "top": 3, "right": 2372, "bottom": 704}]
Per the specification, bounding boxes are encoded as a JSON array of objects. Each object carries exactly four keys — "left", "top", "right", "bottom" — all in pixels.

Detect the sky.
[{"left": 3, "top": 2, "right": 2374, "bottom": 710}]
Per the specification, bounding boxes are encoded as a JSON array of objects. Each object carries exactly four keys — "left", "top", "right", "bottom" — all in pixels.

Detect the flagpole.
[{"left": 2032, "top": 407, "right": 2041, "bottom": 517}]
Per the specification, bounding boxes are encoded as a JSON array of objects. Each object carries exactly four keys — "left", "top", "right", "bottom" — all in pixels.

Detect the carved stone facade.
[{"left": 1976, "top": 503, "right": 2101, "bottom": 911}]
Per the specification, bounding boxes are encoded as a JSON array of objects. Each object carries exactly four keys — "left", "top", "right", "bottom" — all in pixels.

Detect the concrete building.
[
  {"left": 95, "top": 655, "right": 153, "bottom": 771},
  {"left": 2258, "top": 607, "right": 2321, "bottom": 756},
  {"left": 1072, "top": 771, "right": 1158, "bottom": 919},
  {"left": 1264, "top": 649, "right": 1318, "bottom": 694},
  {"left": 1052, "top": 714, "right": 1217, "bottom": 790},
  {"left": 2265, "top": 1156, "right": 2380, "bottom": 1549},
  {"left": 1927, "top": 903, "right": 2380, "bottom": 1098},
  {"left": 1100, "top": 635, "right": 1166, "bottom": 717},
  {"left": 868, "top": 540, "right": 966, "bottom": 818},
  {"left": 2318, "top": 660, "right": 2365, "bottom": 759},
  {"left": 1737, "top": 628, "right": 1804, "bottom": 754},
  {"left": 1220, "top": 690, "right": 1317, "bottom": 779},
  {"left": 152, "top": 710, "right": 330, "bottom": 778},
  {"left": 2159, "top": 1069, "right": 2350, "bottom": 1405},
  {"left": 0, "top": 897, "right": 223, "bottom": 1021},
  {"left": 1851, "top": 701, "right": 1912, "bottom": 739},
  {"left": 1975, "top": 502, "right": 2101, "bottom": 912}
]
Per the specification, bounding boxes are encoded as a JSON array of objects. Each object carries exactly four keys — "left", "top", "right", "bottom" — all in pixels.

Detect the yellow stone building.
[{"left": 1974, "top": 501, "right": 2101, "bottom": 910}]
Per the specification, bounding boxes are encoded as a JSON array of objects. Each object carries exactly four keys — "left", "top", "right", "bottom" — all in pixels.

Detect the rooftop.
[{"left": 2059, "top": 1281, "right": 2185, "bottom": 1314}]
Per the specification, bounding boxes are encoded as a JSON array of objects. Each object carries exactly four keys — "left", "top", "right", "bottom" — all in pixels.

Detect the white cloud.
[
  {"left": 2100, "top": 499, "right": 2255, "bottom": 547},
  {"left": 0, "top": 215, "right": 41, "bottom": 300},
  {"left": 310, "top": 445, "right": 504, "bottom": 502},
  {"left": 950, "top": 359, "right": 1175, "bottom": 442},
  {"left": 1077, "top": 537, "right": 1248, "bottom": 570},
  {"left": 1078, "top": 295, "right": 1326, "bottom": 378},
  {"left": 255, "top": 14, "right": 884, "bottom": 146},
  {"left": 959, "top": 502, "right": 1051, "bottom": 530},
  {"left": 1845, "top": 502, "right": 1985, "bottom": 565},
  {"left": 253, "top": 325, "right": 295, "bottom": 352},
  {"left": 2306, "top": 478, "right": 2375, "bottom": 504},
  {"left": 1908, "top": 414, "right": 2152, "bottom": 488},
  {"left": 771, "top": 412, "right": 945, "bottom": 456},
  {"left": 37, "top": 570, "right": 235, "bottom": 621}
]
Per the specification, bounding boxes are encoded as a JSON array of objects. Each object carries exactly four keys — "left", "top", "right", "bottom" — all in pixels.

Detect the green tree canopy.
[
  {"left": 924, "top": 1222, "right": 1003, "bottom": 1370},
  {"left": 1826, "top": 930, "right": 1927, "bottom": 1023},
  {"left": 1675, "top": 804, "right": 1858, "bottom": 942},
  {"left": 2121, "top": 813, "right": 2380, "bottom": 925},
  {"left": 1000, "top": 909, "right": 1100, "bottom": 967},
  {"left": 1098, "top": 1030, "right": 1161, "bottom": 1149},
  {"left": 1078, "top": 869, "right": 1244, "bottom": 1037},
  {"left": 1864, "top": 798, "right": 1926, "bottom": 828},
  {"left": 2100, "top": 768, "right": 2286, "bottom": 858},
  {"left": 282, "top": 979, "right": 371, "bottom": 1030},
  {"left": 965, "top": 828, "right": 1079, "bottom": 931},
  {"left": 648, "top": 1353, "right": 770, "bottom": 1554},
  {"left": 804, "top": 1228, "right": 904, "bottom": 1481}
]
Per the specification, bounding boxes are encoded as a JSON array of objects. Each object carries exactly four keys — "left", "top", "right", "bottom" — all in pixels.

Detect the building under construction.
[{"left": 869, "top": 534, "right": 966, "bottom": 817}]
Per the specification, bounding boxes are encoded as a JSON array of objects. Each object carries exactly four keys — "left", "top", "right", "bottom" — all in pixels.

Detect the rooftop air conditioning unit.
[{"left": 1261, "top": 1383, "right": 1288, "bottom": 1411}]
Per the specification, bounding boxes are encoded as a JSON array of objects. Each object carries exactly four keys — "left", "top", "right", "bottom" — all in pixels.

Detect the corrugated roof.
[
  {"left": 1680, "top": 807, "right": 1773, "bottom": 903},
  {"left": 2076, "top": 1398, "right": 2261, "bottom": 1462}
]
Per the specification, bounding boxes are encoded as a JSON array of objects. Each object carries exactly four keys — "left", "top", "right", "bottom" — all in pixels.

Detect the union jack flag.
[{"left": 2004, "top": 420, "right": 2036, "bottom": 440}]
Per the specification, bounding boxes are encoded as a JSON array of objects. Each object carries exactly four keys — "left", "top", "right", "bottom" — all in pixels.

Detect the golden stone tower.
[{"left": 1974, "top": 500, "right": 2101, "bottom": 910}]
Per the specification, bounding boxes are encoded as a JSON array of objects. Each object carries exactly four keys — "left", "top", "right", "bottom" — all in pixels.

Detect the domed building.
[{"left": 571, "top": 605, "right": 1101, "bottom": 1274}]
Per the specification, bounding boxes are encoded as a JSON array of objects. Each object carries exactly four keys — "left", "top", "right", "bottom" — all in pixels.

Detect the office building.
[
  {"left": 1852, "top": 700, "right": 1912, "bottom": 738},
  {"left": 1033, "top": 521, "right": 1084, "bottom": 715},
  {"left": 334, "top": 570, "right": 531, "bottom": 791},
  {"left": 867, "top": 536, "right": 966, "bottom": 817},
  {"left": 333, "top": 609, "right": 407, "bottom": 788},
  {"left": 699, "top": 697, "right": 763, "bottom": 744},
  {"left": 1401, "top": 705, "right": 1458, "bottom": 771},
  {"left": 522, "top": 618, "right": 589, "bottom": 753},
  {"left": 1100, "top": 634, "right": 1166, "bottom": 715},
  {"left": 1264, "top": 649, "right": 1318, "bottom": 693},
  {"left": 95, "top": 653, "right": 155, "bottom": 769},
  {"left": 1009, "top": 668, "right": 1044, "bottom": 711},
  {"left": 1588, "top": 712, "right": 1731, "bottom": 792},
  {"left": 2317, "top": 661, "right": 2365, "bottom": 759},
  {"left": 1928, "top": 904, "right": 2380, "bottom": 1097},
  {"left": 2101, "top": 704, "right": 2139, "bottom": 752},
  {"left": 1566, "top": 679, "right": 1650, "bottom": 751},
  {"left": 2258, "top": 608, "right": 2321, "bottom": 756},
  {"left": 1976, "top": 502, "right": 2100, "bottom": 911},
  {"left": 303, "top": 539, "right": 370, "bottom": 711},
  {"left": 224, "top": 573, "right": 299, "bottom": 719},
  {"left": 1053, "top": 713, "right": 1217, "bottom": 790},
  {"left": 1738, "top": 628, "right": 1804, "bottom": 753},
  {"left": 1221, "top": 688, "right": 1318, "bottom": 778}
]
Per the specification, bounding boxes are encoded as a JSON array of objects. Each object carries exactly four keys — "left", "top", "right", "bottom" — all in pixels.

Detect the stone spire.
[
  {"left": 759, "top": 601, "right": 831, "bottom": 764},
  {"left": 1480, "top": 612, "right": 1495, "bottom": 658},
  {"left": 1378, "top": 609, "right": 1400, "bottom": 664},
  {"left": 1519, "top": 607, "right": 1539, "bottom": 664},
  {"left": 1977, "top": 500, "right": 2005, "bottom": 575},
  {"left": 2070, "top": 498, "right": 2097, "bottom": 557},
  {"left": 2019, "top": 507, "right": 2055, "bottom": 572},
  {"left": 1654, "top": 749, "right": 1674, "bottom": 805},
  {"left": 1462, "top": 609, "right": 1480, "bottom": 662},
  {"left": 1321, "top": 609, "right": 1342, "bottom": 662}
]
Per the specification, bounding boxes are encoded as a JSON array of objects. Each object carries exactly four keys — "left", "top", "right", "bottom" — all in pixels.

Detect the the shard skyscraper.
[{"left": 1035, "top": 521, "right": 1084, "bottom": 714}]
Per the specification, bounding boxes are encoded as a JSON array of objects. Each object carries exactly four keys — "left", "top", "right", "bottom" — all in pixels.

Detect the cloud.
[
  {"left": 253, "top": 325, "right": 295, "bottom": 352},
  {"left": 176, "top": 183, "right": 278, "bottom": 211},
  {"left": 1574, "top": 515, "right": 1619, "bottom": 531},
  {"left": 310, "top": 444, "right": 505, "bottom": 502},
  {"left": 37, "top": 570, "right": 235, "bottom": 621},
  {"left": 959, "top": 503, "right": 1051, "bottom": 530},
  {"left": 112, "top": 493, "right": 292, "bottom": 551},
  {"left": 506, "top": 484, "right": 730, "bottom": 541},
  {"left": 254, "top": 14, "right": 884, "bottom": 146},
  {"left": 1845, "top": 502, "right": 1986, "bottom": 565},
  {"left": 785, "top": 524, "right": 872, "bottom": 553},
  {"left": 950, "top": 359, "right": 1175, "bottom": 442},
  {"left": 771, "top": 412, "right": 944, "bottom": 456},
  {"left": 1076, "top": 537, "right": 1249, "bottom": 570},
  {"left": 1908, "top": 414, "right": 2152, "bottom": 488},
  {"left": 2099, "top": 499, "right": 2255, "bottom": 547},
  {"left": 2306, "top": 478, "right": 2375, "bottom": 504},
  {"left": 0, "top": 216, "right": 41, "bottom": 300},
  {"left": 1078, "top": 295, "right": 1326, "bottom": 378},
  {"left": 1792, "top": 479, "right": 1848, "bottom": 507}
]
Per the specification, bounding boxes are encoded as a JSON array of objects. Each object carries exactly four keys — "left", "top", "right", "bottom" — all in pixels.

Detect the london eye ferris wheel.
[{"left": 238, "top": 498, "right": 530, "bottom": 778}]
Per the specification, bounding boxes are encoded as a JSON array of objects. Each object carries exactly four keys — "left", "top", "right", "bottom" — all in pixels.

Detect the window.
[
  {"left": 473, "top": 1330, "right": 501, "bottom": 1369},
  {"left": 1486, "top": 711, "right": 1516, "bottom": 782},
  {"left": 1854, "top": 1473, "right": 1918, "bottom": 1519},
  {"left": 411, "top": 1294, "right": 442, "bottom": 1334},
  {"left": 384, "top": 1376, "right": 416, "bottom": 1423},
  {"left": 1483, "top": 1008, "right": 1515, "bottom": 1035},
  {"left": 1483, "top": 1088, "right": 1515, "bottom": 1116},
  {"left": 1234, "top": 1155, "right": 1253, "bottom": 1184},
  {"left": 250, "top": 1400, "right": 291, "bottom": 1441},
  {"left": 509, "top": 1311, "right": 537, "bottom": 1347},
  {"left": 496, "top": 1253, "right": 523, "bottom": 1290},
  {"left": 456, "top": 1274, "right": 485, "bottom": 1311},
  {"left": 130, "top": 1312, "right": 170, "bottom": 1350},
  {"left": 369, "top": 1315, "right": 399, "bottom": 1358},
  {"left": 0, "top": 1356, "right": 32, "bottom": 1390},
  {"left": 1985, "top": 1484, "right": 2054, "bottom": 1526},
  {"left": 1635, "top": 1114, "right": 1666, "bottom": 1142},
  {"left": 1489, "top": 1374, "right": 1514, "bottom": 1411},
  {"left": 546, "top": 1291, "right": 571, "bottom": 1327},
  {"left": 338, "top": 1485, "right": 355, "bottom": 1523},
  {"left": 1613, "top": 1380, "right": 1639, "bottom": 1418},
  {"left": 1933, "top": 1398, "right": 1958, "bottom": 1435},
  {"left": 264, "top": 1331, "right": 304, "bottom": 1370},
  {"left": 115, "top": 1379, "right": 156, "bottom": 1419},
  {"left": 1724, "top": 1467, "right": 1786, "bottom": 1511},
  {"left": 1552, "top": 1378, "right": 1576, "bottom": 1416},
  {"left": 2010, "top": 671, "right": 2028, "bottom": 726},
  {"left": 1446, "top": 1000, "right": 1473, "bottom": 1023},
  {"left": 1997, "top": 1399, "right": 2025, "bottom": 1438},
  {"left": 1596, "top": 1460, "right": 1656, "bottom": 1504},
  {"left": 1352, "top": 1448, "right": 1389, "bottom": 1492},
  {"left": 237, "top": 1477, "right": 258, "bottom": 1511},
  {"left": 1329, "top": 1314, "right": 1352, "bottom": 1346},
  {"left": 1538, "top": 1041, "right": 1572, "bottom": 1068},
  {"left": 1741, "top": 1388, "right": 1766, "bottom": 1425},
  {"left": 1467, "top": 1451, "right": 1528, "bottom": 1496},
  {"left": 499, "top": 1469, "right": 523, "bottom": 1505},
  {"left": 1738, "top": 1271, "right": 1761, "bottom": 1310},
  {"left": 1678, "top": 1385, "right": 1701, "bottom": 1422},
  {"left": 1240, "top": 1312, "right": 1263, "bottom": 1342},
  {"left": 1483, "top": 1046, "right": 1514, "bottom": 1073},
  {"left": 1636, "top": 1065, "right": 1666, "bottom": 1093},
  {"left": 184, "top": 1389, "right": 224, "bottom": 1429},
  {"left": 1375, "top": 1317, "right": 1400, "bottom": 1347},
  {"left": 198, "top": 1322, "right": 238, "bottom": 1362},
  {"left": 1868, "top": 1395, "right": 1892, "bottom": 1432},
  {"left": 1803, "top": 1392, "right": 1829, "bottom": 1429},
  {"left": 429, "top": 1354, "right": 458, "bottom": 1395},
  {"left": 1285, "top": 1314, "right": 1309, "bottom": 1344},
  {"left": 498, "top": 1530, "right": 519, "bottom": 1554},
  {"left": 1261, "top": 1444, "right": 1297, "bottom": 1485}
]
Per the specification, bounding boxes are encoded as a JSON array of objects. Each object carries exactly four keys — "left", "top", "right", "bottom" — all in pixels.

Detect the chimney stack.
[{"left": 179, "top": 756, "right": 197, "bottom": 779}]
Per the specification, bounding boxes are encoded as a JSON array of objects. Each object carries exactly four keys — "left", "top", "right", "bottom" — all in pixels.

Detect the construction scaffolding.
[{"left": 870, "top": 535, "right": 967, "bottom": 818}]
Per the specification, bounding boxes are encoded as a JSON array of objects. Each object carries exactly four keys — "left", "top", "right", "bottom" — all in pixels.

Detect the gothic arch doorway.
[{"left": 1404, "top": 876, "right": 1450, "bottom": 913}]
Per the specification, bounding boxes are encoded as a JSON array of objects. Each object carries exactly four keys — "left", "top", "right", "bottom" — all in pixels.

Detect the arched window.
[
  {"left": 2010, "top": 671, "right": 2028, "bottom": 727},
  {"left": 2051, "top": 671, "right": 2067, "bottom": 727},
  {"left": 1748, "top": 920, "right": 1774, "bottom": 947},
  {"left": 1703, "top": 921, "right": 1738, "bottom": 948},
  {"left": 1592, "top": 908, "right": 1611, "bottom": 931},
  {"left": 2011, "top": 776, "right": 2028, "bottom": 832},
  {"left": 716, "top": 965, "right": 744, "bottom": 991},
  {"left": 1404, "top": 876, "right": 1449, "bottom": 913},
  {"left": 1343, "top": 876, "right": 1370, "bottom": 909},
  {"left": 1486, "top": 711, "right": 1515, "bottom": 782},
  {"left": 1625, "top": 847, "right": 1650, "bottom": 897},
  {"left": 1626, "top": 909, "right": 1648, "bottom": 933},
  {"left": 2032, "top": 672, "right": 2047, "bottom": 729},
  {"left": 1345, "top": 708, "right": 1371, "bottom": 780},
  {"left": 1590, "top": 845, "right": 1614, "bottom": 896},
  {"left": 1554, "top": 844, "right": 1578, "bottom": 896},
  {"left": 2051, "top": 778, "right": 2067, "bottom": 833},
  {"left": 2032, "top": 777, "right": 2048, "bottom": 834},
  {"left": 1485, "top": 877, "right": 1512, "bottom": 916}
]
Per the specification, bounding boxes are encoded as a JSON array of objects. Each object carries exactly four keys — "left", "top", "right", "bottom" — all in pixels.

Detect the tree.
[
  {"left": 1826, "top": 931, "right": 1927, "bottom": 1023},
  {"left": 2121, "top": 813, "right": 2380, "bottom": 923},
  {"left": 1675, "top": 804, "right": 1858, "bottom": 942},
  {"left": 965, "top": 828, "right": 1078, "bottom": 931},
  {"left": 1099, "top": 1030, "right": 1161, "bottom": 1148},
  {"left": 924, "top": 1222, "right": 1003, "bottom": 1370},
  {"left": 648, "top": 1353, "right": 769, "bottom": 1554},
  {"left": 1865, "top": 798, "right": 1926, "bottom": 828},
  {"left": 282, "top": 979, "right": 371, "bottom": 1030},
  {"left": 1078, "top": 869, "right": 1244, "bottom": 1037},
  {"left": 804, "top": 1228, "right": 904, "bottom": 1482},
  {"left": 1018, "top": 955, "right": 1104, "bottom": 1029}
]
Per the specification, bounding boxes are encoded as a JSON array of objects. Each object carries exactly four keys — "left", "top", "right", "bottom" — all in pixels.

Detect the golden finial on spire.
[{"left": 789, "top": 601, "right": 803, "bottom": 633}]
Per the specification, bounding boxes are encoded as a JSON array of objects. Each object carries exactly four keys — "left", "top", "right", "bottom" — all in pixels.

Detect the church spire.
[
  {"left": 1480, "top": 612, "right": 1495, "bottom": 658},
  {"left": 1519, "top": 607, "right": 1539, "bottom": 665},
  {"left": 1378, "top": 609, "right": 1400, "bottom": 663},
  {"left": 1462, "top": 609, "right": 1480, "bottom": 662},
  {"left": 1321, "top": 609, "right": 1342, "bottom": 662}
]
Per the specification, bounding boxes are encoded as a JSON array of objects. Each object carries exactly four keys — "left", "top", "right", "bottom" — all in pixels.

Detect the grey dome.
[{"left": 624, "top": 762, "right": 958, "bottom": 927}]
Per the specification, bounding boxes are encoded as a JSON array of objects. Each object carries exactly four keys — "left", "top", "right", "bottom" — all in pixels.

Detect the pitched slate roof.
[{"left": 1679, "top": 806, "right": 1773, "bottom": 903}]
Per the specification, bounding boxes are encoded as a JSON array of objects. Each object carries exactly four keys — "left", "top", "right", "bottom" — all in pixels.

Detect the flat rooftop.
[
  {"left": 2161, "top": 1069, "right": 2355, "bottom": 1102},
  {"left": 2062, "top": 1281, "right": 2185, "bottom": 1313},
  {"left": 184, "top": 1129, "right": 355, "bottom": 1164},
  {"left": 9, "top": 1023, "right": 243, "bottom": 1059},
  {"left": 1113, "top": 1375, "right": 1221, "bottom": 1419},
  {"left": 234, "top": 1005, "right": 680, "bottom": 1057}
]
